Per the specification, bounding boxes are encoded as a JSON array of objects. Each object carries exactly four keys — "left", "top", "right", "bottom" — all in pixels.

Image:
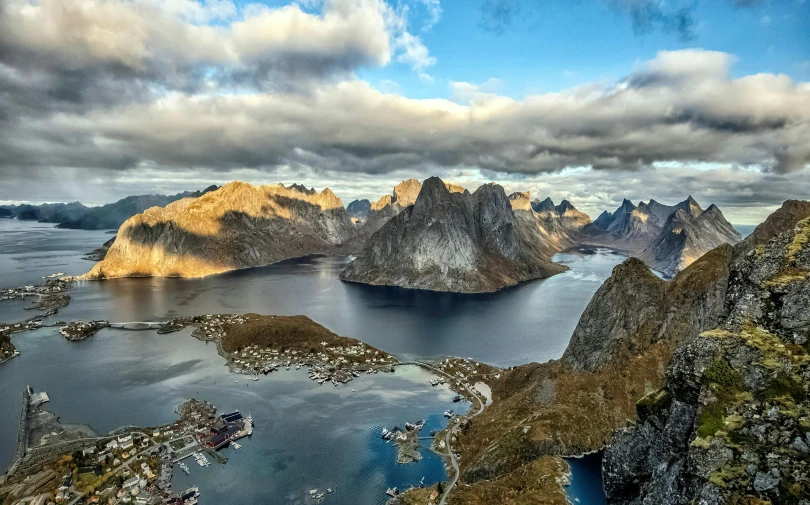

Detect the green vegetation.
[
  {"left": 636, "top": 388, "right": 671, "bottom": 421},
  {"left": 697, "top": 359, "right": 746, "bottom": 438},
  {"left": 764, "top": 372, "right": 806, "bottom": 403},
  {"left": 704, "top": 359, "right": 745, "bottom": 392}
]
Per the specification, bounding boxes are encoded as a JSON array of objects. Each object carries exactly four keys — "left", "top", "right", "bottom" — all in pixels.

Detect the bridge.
[{"left": 108, "top": 322, "right": 166, "bottom": 330}]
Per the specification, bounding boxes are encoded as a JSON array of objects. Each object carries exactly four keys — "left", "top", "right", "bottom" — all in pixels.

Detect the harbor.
[{"left": 0, "top": 392, "right": 257, "bottom": 505}]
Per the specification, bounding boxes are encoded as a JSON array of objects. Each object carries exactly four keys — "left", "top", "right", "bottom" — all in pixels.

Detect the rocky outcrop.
[
  {"left": 85, "top": 182, "right": 354, "bottom": 279},
  {"left": 562, "top": 243, "right": 733, "bottom": 372},
  {"left": 603, "top": 214, "right": 810, "bottom": 505},
  {"left": 346, "top": 199, "right": 371, "bottom": 222},
  {"left": 640, "top": 204, "right": 742, "bottom": 278},
  {"left": 340, "top": 177, "right": 566, "bottom": 293}
]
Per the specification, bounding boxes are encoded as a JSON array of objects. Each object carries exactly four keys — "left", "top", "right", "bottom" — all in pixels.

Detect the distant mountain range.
[
  {"left": 581, "top": 196, "right": 741, "bottom": 277},
  {"left": 0, "top": 186, "right": 218, "bottom": 230},
  {"left": 1, "top": 177, "right": 743, "bottom": 290}
]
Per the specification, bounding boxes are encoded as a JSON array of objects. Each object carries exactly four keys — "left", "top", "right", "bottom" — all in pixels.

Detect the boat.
[
  {"left": 180, "top": 486, "right": 200, "bottom": 504},
  {"left": 381, "top": 428, "right": 390, "bottom": 440},
  {"left": 231, "top": 442, "right": 241, "bottom": 450},
  {"left": 444, "top": 410, "right": 454, "bottom": 418},
  {"left": 386, "top": 487, "right": 399, "bottom": 497},
  {"left": 452, "top": 395, "right": 462, "bottom": 403},
  {"left": 178, "top": 462, "right": 190, "bottom": 475}
]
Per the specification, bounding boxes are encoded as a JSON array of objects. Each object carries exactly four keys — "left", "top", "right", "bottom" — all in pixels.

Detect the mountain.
[
  {"left": 593, "top": 210, "right": 614, "bottom": 230},
  {"left": 530, "top": 197, "right": 592, "bottom": 231},
  {"left": 639, "top": 204, "right": 742, "bottom": 277},
  {"left": 426, "top": 200, "right": 810, "bottom": 504},
  {"left": 531, "top": 197, "right": 557, "bottom": 213},
  {"left": 0, "top": 187, "right": 218, "bottom": 230},
  {"left": 346, "top": 199, "right": 371, "bottom": 221},
  {"left": 509, "top": 192, "right": 576, "bottom": 257},
  {"left": 352, "top": 178, "right": 468, "bottom": 240},
  {"left": 581, "top": 196, "right": 740, "bottom": 275},
  {"left": 85, "top": 182, "right": 354, "bottom": 279},
  {"left": 52, "top": 186, "right": 219, "bottom": 230},
  {"left": 0, "top": 202, "right": 88, "bottom": 221},
  {"left": 340, "top": 177, "right": 567, "bottom": 293},
  {"left": 645, "top": 195, "right": 702, "bottom": 223},
  {"left": 603, "top": 205, "right": 810, "bottom": 505}
]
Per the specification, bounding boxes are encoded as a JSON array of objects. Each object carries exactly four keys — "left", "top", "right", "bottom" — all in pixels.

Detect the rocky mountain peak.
[
  {"left": 392, "top": 178, "right": 423, "bottom": 207},
  {"left": 286, "top": 183, "right": 316, "bottom": 195},
  {"left": 509, "top": 192, "right": 533, "bottom": 212},
  {"left": 556, "top": 200, "right": 575, "bottom": 214},
  {"left": 346, "top": 199, "right": 371, "bottom": 220},
  {"left": 532, "top": 197, "right": 557, "bottom": 213},
  {"left": 340, "top": 179, "right": 566, "bottom": 293},
  {"left": 593, "top": 210, "right": 614, "bottom": 230},
  {"left": 640, "top": 203, "right": 740, "bottom": 277},
  {"left": 86, "top": 181, "right": 354, "bottom": 279}
]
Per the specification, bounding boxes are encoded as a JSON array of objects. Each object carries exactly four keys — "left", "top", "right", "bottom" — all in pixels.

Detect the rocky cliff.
[
  {"left": 85, "top": 181, "right": 354, "bottom": 279},
  {"left": 603, "top": 211, "right": 810, "bottom": 505},
  {"left": 509, "top": 192, "right": 579, "bottom": 257},
  {"left": 340, "top": 177, "right": 566, "bottom": 293},
  {"left": 582, "top": 196, "right": 740, "bottom": 276},
  {"left": 396, "top": 200, "right": 809, "bottom": 505},
  {"left": 640, "top": 204, "right": 742, "bottom": 278},
  {"left": 350, "top": 178, "right": 467, "bottom": 245}
]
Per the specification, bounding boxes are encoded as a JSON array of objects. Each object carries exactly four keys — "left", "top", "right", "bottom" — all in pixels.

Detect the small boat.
[
  {"left": 386, "top": 487, "right": 399, "bottom": 497},
  {"left": 444, "top": 410, "right": 454, "bottom": 418},
  {"left": 251, "top": 376, "right": 259, "bottom": 381},
  {"left": 234, "top": 380, "right": 239, "bottom": 384},
  {"left": 381, "top": 428, "right": 390, "bottom": 440}
]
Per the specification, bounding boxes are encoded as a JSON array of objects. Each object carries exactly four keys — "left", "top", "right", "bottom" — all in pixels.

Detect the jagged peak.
[
  {"left": 286, "top": 183, "right": 316, "bottom": 195},
  {"left": 371, "top": 194, "right": 394, "bottom": 211},
  {"left": 392, "top": 178, "right": 423, "bottom": 207},
  {"left": 509, "top": 191, "right": 533, "bottom": 212},
  {"left": 556, "top": 199, "right": 575, "bottom": 213},
  {"left": 532, "top": 197, "right": 556, "bottom": 213}
]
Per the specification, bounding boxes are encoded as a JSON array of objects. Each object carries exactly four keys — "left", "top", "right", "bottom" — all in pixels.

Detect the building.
[
  {"left": 118, "top": 434, "right": 134, "bottom": 451},
  {"left": 205, "top": 411, "right": 246, "bottom": 449}
]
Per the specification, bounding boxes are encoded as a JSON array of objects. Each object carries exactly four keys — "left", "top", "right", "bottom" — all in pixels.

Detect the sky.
[{"left": 0, "top": 0, "right": 808, "bottom": 224}]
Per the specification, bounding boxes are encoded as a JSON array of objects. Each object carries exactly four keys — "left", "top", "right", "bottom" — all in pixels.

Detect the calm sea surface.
[{"left": 0, "top": 219, "right": 625, "bottom": 504}]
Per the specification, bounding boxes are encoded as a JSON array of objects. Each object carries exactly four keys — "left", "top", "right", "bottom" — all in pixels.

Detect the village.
[
  {"left": 159, "top": 313, "right": 401, "bottom": 387},
  {"left": 0, "top": 392, "right": 254, "bottom": 505}
]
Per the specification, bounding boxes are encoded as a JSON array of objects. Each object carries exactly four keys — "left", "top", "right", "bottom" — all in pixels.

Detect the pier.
[{"left": 3, "top": 387, "right": 31, "bottom": 480}]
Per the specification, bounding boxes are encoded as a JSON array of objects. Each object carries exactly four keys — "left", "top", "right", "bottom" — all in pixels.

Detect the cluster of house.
[{"left": 230, "top": 341, "right": 395, "bottom": 374}]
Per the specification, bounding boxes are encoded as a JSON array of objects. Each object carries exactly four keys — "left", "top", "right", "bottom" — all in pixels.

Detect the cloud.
[
  {"left": 2, "top": 49, "right": 807, "bottom": 182},
  {"left": 0, "top": 0, "right": 436, "bottom": 104}
]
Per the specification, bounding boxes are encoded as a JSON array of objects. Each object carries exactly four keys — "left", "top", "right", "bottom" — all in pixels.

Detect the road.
[{"left": 398, "top": 361, "right": 487, "bottom": 505}]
